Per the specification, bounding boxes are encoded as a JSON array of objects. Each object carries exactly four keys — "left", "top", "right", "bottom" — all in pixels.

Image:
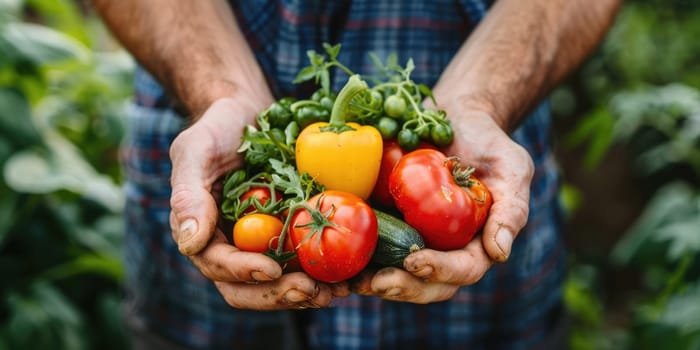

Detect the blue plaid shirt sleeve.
[{"left": 122, "top": 1, "right": 567, "bottom": 349}]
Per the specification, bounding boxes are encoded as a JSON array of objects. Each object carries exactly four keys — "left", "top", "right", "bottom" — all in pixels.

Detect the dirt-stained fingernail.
[
  {"left": 300, "top": 301, "right": 321, "bottom": 309},
  {"left": 284, "top": 289, "right": 310, "bottom": 303},
  {"left": 177, "top": 218, "right": 197, "bottom": 245},
  {"left": 383, "top": 288, "right": 402, "bottom": 297},
  {"left": 495, "top": 227, "right": 513, "bottom": 260},
  {"left": 251, "top": 271, "right": 274, "bottom": 282}
]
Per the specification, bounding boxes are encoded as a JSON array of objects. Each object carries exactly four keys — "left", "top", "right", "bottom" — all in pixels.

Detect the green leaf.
[
  {"left": 564, "top": 107, "right": 615, "bottom": 169},
  {"left": 269, "top": 158, "right": 306, "bottom": 200},
  {"left": 634, "top": 143, "right": 680, "bottom": 176},
  {"left": 611, "top": 182, "right": 697, "bottom": 265},
  {"left": 307, "top": 50, "right": 324, "bottom": 66},
  {"left": 0, "top": 88, "right": 42, "bottom": 146},
  {"left": 368, "top": 52, "right": 385, "bottom": 72},
  {"left": 0, "top": 185, "right": 17, "bottom": 247},
  {"left": 386, "top": 53, "right": 398, "bottom": 70},
  {"left": 6, "top": 282, "right": 87, "bottom": 350},
  {"left": 3, "top": 130, "right": 124, "bottom": 212},
  {"left": 655, "top": 216, "right": 700, "bottom": 261},
  {"left": 418, "top": 84, "right": 436, "bottom": 106},
  {"left": 564, "top": 264, "right": 603, "bottom": 326},
  {"left": 293, "top": 66, "right": 317, "bottom": 84},
  {"left": 559, "top": 182, "right": 583, "bottom": 217},
  {"left": 404, "top": 58, "right": 415, "bottom": 77},
  {"left": 0, "top": 0, "right": 22, "bottom": 20},
  {"left": 323, "top": 43, "right": 341, "bottom": 60},
  {"left": 25, "top": 0, "right": 90, "bottom": 45},
  {"left": 284, "top": 120, "right": 299, "bottom": 145},
  {"left": 41, "top": 253, "right": 124, "bottom": 282},
  {"left": 2, "top": 22, "right": 90, "bottom": 65},
  {"left": 658, "top": 281, "right": 700, "bottom": 335},
  {"left": 223, "top": 169, "right": 247, "bottom": 198},
  {"left": 236, "top": 125, "right": 257, "bottom": 153}
]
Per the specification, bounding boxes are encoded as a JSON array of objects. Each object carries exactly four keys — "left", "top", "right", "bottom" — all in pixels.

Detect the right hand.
[{"left": 168, "top": 97, "right": 349, "bottom": 310}]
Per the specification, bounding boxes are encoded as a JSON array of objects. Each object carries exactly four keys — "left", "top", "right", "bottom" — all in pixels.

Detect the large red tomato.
[
  {"left": 370, "top": 140, "right": 436, "bottom": 209},
  {"left": 389, "top": 149, "right": 492, "bottom": 251},
  {"left": 289, "top": 191, "right": 378, "bottom": 283}
]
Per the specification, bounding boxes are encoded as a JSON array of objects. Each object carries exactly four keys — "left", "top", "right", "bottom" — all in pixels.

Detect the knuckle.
[
  {"left": 490, "top": 197, "right": 529, "bottom": 233},
  {"left": 217, "top": 286, "right": 246, "bottom": 309},
  {"left": 170, "top": 184, "right": 194, "bottom": 212},
  {"left": 169, "top": 212, "right": 178, "bottom": 238},
  {"left": 433, "top": 262, "right": 455, "bottom": 282},
  {"left": 511, "top": 198, "right": 530, "bottom": 228},
  {"left": 460, "top": 252, "right": 487, "bottom": 285}
]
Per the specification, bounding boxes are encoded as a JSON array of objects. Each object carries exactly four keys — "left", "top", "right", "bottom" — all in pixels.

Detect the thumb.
[
  {"left": 169, "top": 129, "right": 220, "bottom": 256},
  {"left": 479, "top": 143, "right": 534, "bottom": 263},
  {"left": 480, "top": 195, "right": 529, "bottom": 262}
]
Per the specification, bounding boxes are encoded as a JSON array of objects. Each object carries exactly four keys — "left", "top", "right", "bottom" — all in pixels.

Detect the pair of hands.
[{"left": 168, "top": 95, "right": 534, "bottom": 310}]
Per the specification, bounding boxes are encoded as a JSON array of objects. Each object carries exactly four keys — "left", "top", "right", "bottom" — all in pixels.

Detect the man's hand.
[
  {"left": 354, "top": 111, "right": 532, "bottom": 303},
  {"left": 168, "top": 98, "right": 349, "bottom": 310},
  {"left": 354, "top": 0, "right": 620, "bottom": 304}
]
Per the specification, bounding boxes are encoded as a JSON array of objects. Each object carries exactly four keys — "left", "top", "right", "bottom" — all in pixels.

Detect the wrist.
[
  {"left": 433, "top": 89, "right": 510, "bottom": 132},
  {"left": 176, "top": 77, "right": 275, "bottom": 121}
]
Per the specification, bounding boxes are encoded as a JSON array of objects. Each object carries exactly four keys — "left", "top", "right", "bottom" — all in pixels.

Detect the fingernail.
[
  {"left": 384, "top": 288, "right": 402, "bottom": 297},
  {"left": 178, "top": 218, "right": 198, "bottom": 244},
  {"left": 495, "top": 227, "right": 513, "bottom": 259},
  {"left": 251, "top": 271, "right": 274, "bottom": 282},
  {"left": 284, "top": 290, "right": 309, "bottom": 303},
  {"left": 300, "top": 301, "right": 321, "bottom": 309}
]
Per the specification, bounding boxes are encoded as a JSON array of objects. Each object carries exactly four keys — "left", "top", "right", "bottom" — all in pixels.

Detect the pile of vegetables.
[{"left": 220, "top": 44, "right": 492, "bottom": 283}]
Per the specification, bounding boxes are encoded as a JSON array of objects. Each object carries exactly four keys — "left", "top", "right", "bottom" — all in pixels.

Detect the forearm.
[
  {"left": 434, "top": 0, "right": 621, "bottom": 131},
  {"left": 92, "top": 0, "right": 273, "bottom": 118}
]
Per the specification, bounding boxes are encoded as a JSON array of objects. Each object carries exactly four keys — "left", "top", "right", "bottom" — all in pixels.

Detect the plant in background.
[
  {"left": 556, "top": 1, "right": 700, "bottom": 348},
  {"left": 608, "top": 84, "right": 700, "bottom": 350},
  {"left": 0, "top": 0, "right": 132, "bottom": 349}
]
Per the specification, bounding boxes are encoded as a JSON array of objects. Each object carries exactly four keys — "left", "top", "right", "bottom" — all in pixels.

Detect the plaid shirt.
[{"left": 122, "top": 1, "right": 567, "bottom": 349}]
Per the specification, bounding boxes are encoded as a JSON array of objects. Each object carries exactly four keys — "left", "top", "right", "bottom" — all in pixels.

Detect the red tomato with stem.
[
  {"left": 370, "top": 140, "right": 436, "bottom": 209},
  {"left": 389, "top": 149, "right": 492, "bottom": 251},
  {"left": 289, "top": 191, "right": 378, "bottom": 283},
  {"left": 240, "top": 186, "right": 282, "bottom": 214}
]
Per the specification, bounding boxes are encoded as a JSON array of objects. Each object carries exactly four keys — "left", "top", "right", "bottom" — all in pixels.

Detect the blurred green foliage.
[
  {"left": 0, "top": 0, "right": 133, "bottom": 349},
  {"left": 559, "top": 1, "right": 700, "bottom": 349}
]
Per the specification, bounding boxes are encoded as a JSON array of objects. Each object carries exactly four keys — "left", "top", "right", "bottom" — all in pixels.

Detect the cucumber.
[{"left": 372, "top": 209, "right": 425, "bottom": 268}]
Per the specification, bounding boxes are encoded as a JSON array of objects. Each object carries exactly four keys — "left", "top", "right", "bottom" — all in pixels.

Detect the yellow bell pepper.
[{"left": 295, "top": 75, "right": 383, "bottom": 199}]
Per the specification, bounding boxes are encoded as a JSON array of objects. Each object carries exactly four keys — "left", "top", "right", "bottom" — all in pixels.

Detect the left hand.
[{"left": 354, "top": 109, "right": 534, "bottom": 303}]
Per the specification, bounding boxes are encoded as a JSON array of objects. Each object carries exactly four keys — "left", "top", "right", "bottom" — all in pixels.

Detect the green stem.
[
  {"left": 290, "top": 100, "right": 322, "bottom": 114},
  {"left": 275, "top": 201, "right": 307, "bottom": 256},
  {"left": 329, "top": 62, "right": 355, "bottom": 77},
  {"left": 328, "top": 74, "right": 368, "bottom": 128},
  {"left": 265, "top": 129, "right": 293, "bottom": 163},
  {"left": 653, "top": 252, "right": 693, "bottom": 318}
]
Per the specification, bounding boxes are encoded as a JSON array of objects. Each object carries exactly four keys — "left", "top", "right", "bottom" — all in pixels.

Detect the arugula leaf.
[{"left": 269, "top": 159, "right": 323, "bottom": 202}]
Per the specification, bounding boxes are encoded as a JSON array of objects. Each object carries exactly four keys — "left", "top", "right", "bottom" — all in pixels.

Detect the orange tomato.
[{"left": 232, "top": 213, "right": 284, "bottom": 253}]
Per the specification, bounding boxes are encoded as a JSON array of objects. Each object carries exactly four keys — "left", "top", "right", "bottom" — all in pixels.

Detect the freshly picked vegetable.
[
  {"left": 219, "top": 43, "right": 492, "bottom": 283},
  {"left": 389, "top": 149, "right": 493, "bottom": 251},
  {"left": 295, "top": 75, "right": 383, "bottom": 199}
]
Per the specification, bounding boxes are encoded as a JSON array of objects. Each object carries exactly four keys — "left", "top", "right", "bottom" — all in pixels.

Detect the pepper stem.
[{"left": 328, "top": 74, "right": 368, "bottom": 128}]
